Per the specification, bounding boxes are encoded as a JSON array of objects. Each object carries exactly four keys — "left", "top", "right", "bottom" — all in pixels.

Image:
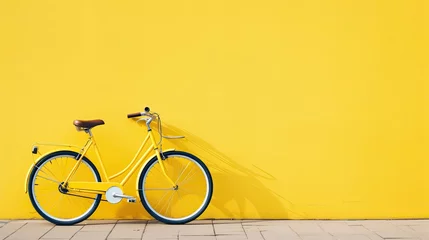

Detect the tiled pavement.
[{"left": 1, "top": 219, "right": 429, "bottom": 240}]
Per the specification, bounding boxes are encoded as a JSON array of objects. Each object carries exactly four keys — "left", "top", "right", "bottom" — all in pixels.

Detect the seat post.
[{"left": 84, "top": 128, "right": 93, "bottom": 138}]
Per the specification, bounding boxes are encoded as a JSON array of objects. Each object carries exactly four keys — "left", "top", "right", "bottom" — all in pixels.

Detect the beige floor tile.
[
  {"left": 79, "top": 223, "right": 115, "bottom": 232},
  {"left": 5, "top": 222, "right": 54, "bottom": 240},
  {"left": 319, "top": 222, "right": 358, "bottom": 235},
  {"left": 108, "top": 239, "right": 140, "bottom": 240},
  {"left": 261, "top": 230, "right": 301, "bottom": 240},
  {"left": 359, "top": 221, "right": 396, "bottom": 231},
  {"left": 245, "top": 230, "right": 264, "bottom": 240},
  {"left": 242, "top": 220, "right": 288, "bottom": 226},
  {"left": 215, "top": 235, "right": 248, "bottom": 240},
  {"left": 178, "top": 224, "right": 214, "bottom": 236},
  {"left": 289, "top": 222, "right": 325, "bottom": 235},
  {"left": 411, "top": 224, "right": 429, "bottom": 233},
  {"left": 335, "top": 235, "right": 372, "bottom": 240},
  {"left": 107, "top": 222, "right": 145, "bottom": 239},
  {"left": 213, "top": 220, "right": 241, "bottom": 224},
  {"left": 180, "top": 236, "right": 216, "bottom": 240},
  {"left": 186, "top": 220, "right": 213, "bottom": 225},
  {"left": 300, "top": 235, "right": 335, "bottom": 240},
  {"left": 71, "top": 231, "right": 109, "bottom": 240},
  {"left": 374, "top": 229, "right": 418, "bottom": 239},
  {"left": 41, "top": 226, "right": 82, "bottom": 239},
  {"left": 0, "top": 221, "right": 27, "bottom": 239},
  {"left": 81, "top": 220, "right": 117, "bottom": 225},
  {"left": 214, "top": 223, "right": 244, "bottom": 235}
]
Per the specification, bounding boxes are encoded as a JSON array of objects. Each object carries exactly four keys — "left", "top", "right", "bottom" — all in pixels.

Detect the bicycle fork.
[{"left": 150, "top": 132, "right": 177, "bottom": 189}]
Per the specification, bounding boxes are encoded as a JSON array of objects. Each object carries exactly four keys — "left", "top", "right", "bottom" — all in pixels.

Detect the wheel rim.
[
  {"left": 141, "top": 154, "right": 211, "bottom": 222},
  {"left": 30, "top": 154, "right": 100, "bottom": 223}
]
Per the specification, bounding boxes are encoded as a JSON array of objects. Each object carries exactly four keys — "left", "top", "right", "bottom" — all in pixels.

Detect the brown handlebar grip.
[{"left": 127, "top": 112, "right": 142, "bottom": 118}]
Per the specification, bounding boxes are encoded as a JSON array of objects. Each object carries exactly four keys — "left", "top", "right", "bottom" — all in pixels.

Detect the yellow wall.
[{"left": 0, "top": 0, "right": 428, "bottom": 220}]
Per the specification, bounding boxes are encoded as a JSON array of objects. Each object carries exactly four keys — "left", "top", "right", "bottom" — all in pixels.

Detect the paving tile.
[
  {"left": 213, "top": 220, "right": 241, "bottom": 224},
  {"left": 178, "top": 224, "right": 214, "bottom": 236},
  {"left": 299, "top": 234, "right": 335, "bottom": 240},
  {"left": 71, "top": 230, "right": 110, "bottom": 240},
  {"left": 185, "top": 220, "right": 212, "bottom": 225},
  {"left": 374, "top": 229, "right": 418, "bottom": 239},
  {"left": 359, "top": 221, "right": 396, "bottom": 231},
  {"left": 0, "top": 221, "right": 27, "bottom": 239},
  {"left": 213, "top": 223, "right": 244, "bottom": 235},
  {"left": 263, "top": 232, "right": 301, "bottom": 240},
  {"left": 390, "top": 220, "right": 429, "bottom": 226},
  {"left": 142, "top": 238, "right": 177, "bottom": 240},
  {"left": 347, "top": 226, "right": 383, "bottom": 240},
  {"left": 319, "top": 222, "right": 358, "bottom": 235},
  {"left": 142, "top": 224, "right": 179, "bottom": 239},
  {"left": 245, "top": 232, "right": 264, "bottom": 240},
  {"left": 411, "top": 224, "right": 429, "bottom": 233},
  {"left": 108, "top": 239, "right": 140, "bottom": 240},
  {"left": 346, "top": 220, "right": 387, "bottom": 226},
  {"left": 259, "top": 225, "right": 301, "bottom": 240},
  {"left": 259, "top": 225, "right": 299, "bottom": 238},
  {"left": 348, "top": 226, "right": 372, "bottom": 233},
  {"left": 335, "top": 235, "right": 372, "bottom": 240},
  {"left": 367, "top": 235, "right": 384, "bottom": 240},
  {"left": 243, "top": 226, "right": 264, "bottom": 240},
  {"left": 41, "top": 225, "right": 82, "bottom": 239},
  {"left": 79, "top": 222, "right": 115, "bottom": 232},
  {"left": 81, "top": 220, "right": 117, "bottom": 225},
  {"left": 242, "top": 220, "right": 288, "bottom": 226},
  {"left": 107, "top": 222, "right": 145, "bottom": 239},
  {"left": 288, "top": 222, "right": 325, "bottom": 235},
  {"left": 117, "top": 219, "right": 148, "bottom": 223},
  {"left": 215, "top": 235, "right": 248, "bottom": 240},
  {"left": 180, "top": 236, "right": 216, "bottom": 240},
  {"left": 40, "top": 239, "right": 70, "bottom": 240},
  {"left": 5, "top": 222, "right": 54, "bottom": 240}
]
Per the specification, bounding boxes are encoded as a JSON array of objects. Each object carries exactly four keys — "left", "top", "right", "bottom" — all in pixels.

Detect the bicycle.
[{"left": 24, "top": 107, "right": 213, "bottom": 225}]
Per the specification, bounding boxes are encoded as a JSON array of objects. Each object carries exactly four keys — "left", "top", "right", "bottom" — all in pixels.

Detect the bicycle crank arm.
[
  {"left": 106, "top": 186, "right": 136, "bottom": 203},
  {"left": 113, "top": 193, "right": 135, "bottom": 200}
]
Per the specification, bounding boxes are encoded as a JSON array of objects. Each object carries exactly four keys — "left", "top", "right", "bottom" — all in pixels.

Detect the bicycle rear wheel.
[
  {"left": 27, "top": 150, "right": 102, "bottom": 225},
  {"left": 138, "top": 151, "right": 213, "bottom": 224}
]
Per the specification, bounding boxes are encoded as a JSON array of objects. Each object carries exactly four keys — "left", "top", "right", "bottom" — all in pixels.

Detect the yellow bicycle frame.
[{"left": 25, "top": 128, "right": 177, "bottom": 196}]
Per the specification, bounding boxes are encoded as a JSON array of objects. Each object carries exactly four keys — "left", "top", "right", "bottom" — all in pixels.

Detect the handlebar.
[
  {"left": 127, "top": 112, "right": 143, "bottom": 118},
  {"left": 127, "top": 106, "right": 185, "bottom": 140},
  {"left": 127, "top": 107, "right": 151, "bottom": 118}
]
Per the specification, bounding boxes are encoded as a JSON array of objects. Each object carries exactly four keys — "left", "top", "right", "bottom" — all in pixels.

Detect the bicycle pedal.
[{"left": 127, "top": 198, "right": 136, "bottom": 203}]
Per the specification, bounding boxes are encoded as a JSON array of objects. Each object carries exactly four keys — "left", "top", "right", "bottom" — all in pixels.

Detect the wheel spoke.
[
  {"left": 144, "top": 188, "right": 175, "bottom": 191},
  {"left": 178, "top": 167, "right": 198, "bottom": 187},
  {"left": 174, "top": 162, "right": 191, "bottom": 185},
  {"left": 36, "top": 174, "right": 62, "bottom": 184},
  {"left": 154, "top": 189, "right": 172, "bottom": 209}
]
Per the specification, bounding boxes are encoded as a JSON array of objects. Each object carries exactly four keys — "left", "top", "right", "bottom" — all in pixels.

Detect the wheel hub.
[{"left": 58, "top": 182, "right": 69, "bottom": 194}]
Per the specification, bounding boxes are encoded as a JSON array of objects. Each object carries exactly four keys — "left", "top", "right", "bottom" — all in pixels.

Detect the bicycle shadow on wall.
[{"left": 114, "top": 120, "right": 306, "bottom": 221}]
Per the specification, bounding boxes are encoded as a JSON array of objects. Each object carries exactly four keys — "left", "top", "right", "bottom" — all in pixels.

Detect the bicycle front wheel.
[
  {"left": 28, "top": 150, "right": 102, "bottom": 225},
  {"left": 138, "top": 151, "right": 213, "bottom": 224}
]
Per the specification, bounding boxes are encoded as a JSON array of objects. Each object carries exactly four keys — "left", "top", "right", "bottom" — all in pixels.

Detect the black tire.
[
  {"left": 138, "top": 150, "right": 213, "bottom": 224},
  {"left": 27, "top": 150, "right": 102, "bottom": 225}
]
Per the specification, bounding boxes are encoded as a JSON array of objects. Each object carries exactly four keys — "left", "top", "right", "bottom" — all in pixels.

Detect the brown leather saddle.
[{"left": 73, "top": 119, "right": 105, "bottom": 129}]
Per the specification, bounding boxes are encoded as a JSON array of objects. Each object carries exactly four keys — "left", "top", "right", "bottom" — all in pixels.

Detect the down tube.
[
  {"left": 120, "top": 145, "right": 153, "bottom": 186},
  {"left": 149, "top": 130, "right": 176, "bottom": 187},
  {"left": 109, "top": 132, "right": 151, "bottom": 180}
]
